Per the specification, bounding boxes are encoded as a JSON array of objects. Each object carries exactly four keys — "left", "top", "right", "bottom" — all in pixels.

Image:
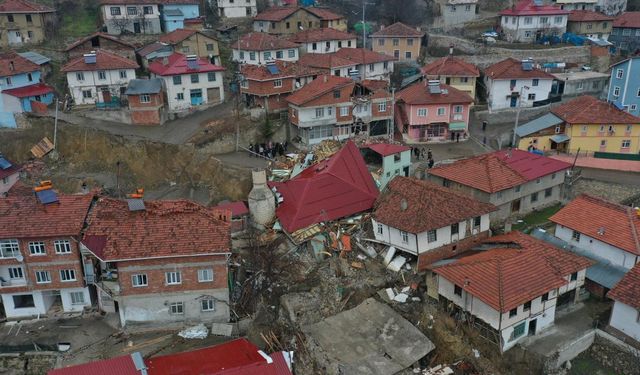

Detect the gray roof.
[
  {"left": 550, "top": 134, "right": 570, "bottom": 143},
  {"left": 516, "top": 113, "right": 564, "bottom": 137},
  {"left": 164, "top": 9, "right": 183, "bottom": 16},
  {"left": 17, "top": 51, "right": 51, "bottom": 65},
  {"left": 125, "top": 79, "right": 163, "bottom": 95}
]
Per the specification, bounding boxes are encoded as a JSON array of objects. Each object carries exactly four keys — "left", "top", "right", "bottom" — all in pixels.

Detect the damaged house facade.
[
  {"left": 80, "top": 198, "right": 232, "bottom": 327},
  {"left": 608, "top": 263, "right": 640, "bottom": 343},
  {"left": 432, "top": 231, "right": 593, "bottom": 352}
]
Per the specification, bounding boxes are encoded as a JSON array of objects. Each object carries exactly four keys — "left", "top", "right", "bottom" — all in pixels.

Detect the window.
[
  {"left": 60, "top": 269, "right": 76, "bottom": 282},
  {"left": 368, "top": 63, "right": 374, "bottom": 72},
  {"left": 191, "top": 74, "right": 199, "bottom": 83},
  {"left": 392, "top": 38, "right": 399, "bottom": 46},
  {"left": 613, "top": 86, "right": 620, "bottom": 97},
  {"left": 542, "top": 292, "right": 549, "bottom": 302},
  {"left": 536, "top": 178, "right": 541, "bottom": 184},
  {"left": 140, "top": 94, "right": 151, "bottom": 103},
  {"left": 510, "top": 79, "right": 517, "bottom": 88},
  {"left": 315, "top": 108, "right": 324, "bottom": 118},
  {"left": 275, "top": 50, "right": 283, "bottom": 59},
  {"left": 512, "top": 322, "right": 526, "bottom": 339},
  {"left": 378, "top": 102, "right": 387, "bottom": 112},
  {"left": 378, "top": 38, "right": 385, "bottom": 46},
  {"left": 198, "top": 269, "right": 214, "bottom": 282},
  {"left": 12, "top": 295, "right": 34, "bottom": 309},
  {"left": 473, "top": 216, "right": 481, "bottom": 228},
  {"left": 540, "top": 17, "right": 549, "bottom": 24},
  {"left": 0, "top": 240, "right": 19, "bottom": 259},
  {"left": 127, "top": 6, "right": 137, "bottom": 15},
  {"left": 268, "top": 78, "right": 281, "bottom": 88},
  {"left": 26, "top": 72, "right": 33, "bottom": 82},
  {"left": 288, "top": 49, "right": 296, "bottom": 58},
  {"left": 555, "top": 125, "right": 562, "bottom": 134},
  {"left": 405, "top": 51, "right": 412, "bottom": 59},
  {"left": 592, "top": 81, "right": 600, "bottom": 90},
  {"left": 524, "top": 16, "right": 532, "bottom": 25},
  {"left": 509, "top": 308, "right": 517, "bottom": 318},
  {"left": 29, "top": 241, "right": 45, "bottom": 255},
  {"left": 570, "top": 272, "right": 578, "bottom": 281},
  {"left": 35, "top": 271, "right": 51, "bottom": 284},
  {"left": 407, "top": 38, "right": 415, "bottom": 47},
  {"left": 437, "top": 107, "right": 445, "bottom": 116},
  {"left": 515, "top": 185, "right": 521, "bottom": 193},
  {"left": 177, "top": 93, "right": 184, "bottom": 100},
  {"left": 54, "top": 240, "right": 71, "bottom": 254},
  {"left": 110, "top": 7, "right": 121, "bottom": 16},
  {"left": 528, "top": 93, "right": 536, "bottom": 101},
  {"left": 249, "top": 52, "right": 256, "bottom": 60},
  {"left": 394, "top": 50, "right": 400, "bottom": 58},
  {"left": 5, "top": 77, "right": 11, "bottom": 85},
  {"left": 525, "top": 31, "right": 532, "bottom": 38},
  {"left": 143, "top": 6, "right": 152, "bottom": 14},
  {"left": 531, "top": 192, "right": 538, "bottom": 203},
  {"left": 169, "top": 302, "right": 184, "bottom": 314},
  {"left": 497, "top": 191, "right": 503, "bottom": 199},
  {"left": 208, "top": 72, "right": 216, "bottom": 82},
  {"left": 76, "top": 72, "right": 85, "bottom": 81},
  {"left": 182, "top": 46, "right": 190, "bottom": 53},
  {"left": 417, "top": 108, "right": 427, "bottom": 117},
  {"left": 532, "top": 78, "right": 539, "bottom": 86},
  {"left": 609, "top": 125, "right": 615, "bottom": 133},
  {"left": 70, "top": 291, "right": 85, "bottom": 305},
  {"left": 551, "top": 173, "right": 556, "bottom": 180},
  {"left": 97, "top": 70, "right": 106, "bottom": 80},
  {"left": 554, "top": 16, "right": 563, "bottom": 24},
  {"left": 25, "top": 14, "right": 32, "bottom": 23},
  {"left": 454, "top": 285, "right": 462, "bottom": 297},
  {"left": 201, "top": 299, "right": 215, "bottom": 311},
  {"left": 451, "top": 5, "right": 456, "bottom": 12},
  {"left": 119, "top": 70, "right": 127, "bottom": 79},
  {"left": 454, "top": 105, "right": 463, "bottom": 113},
  {"left": 427, "top": 229, "right": 437, "bottom": 243},
  {"left": 82, "top": 90, "right": 92, "bottom": 99},
  {"left": 286, "top": 21, "right": 290, "bottom": 29},
  {"left": 401, "top": 231, "right": 409, "bottom": 244},
  {"left": 572, "top": 230, "right": 581, "bottom": 242},
  {"left": 263, "top": 51, "right": 271, "bottom": 60},
  {"left": 132, "top": 274, "right": 148, "bottom": 287},
  {"left": 173, "top": 75, "right": 182, "bottom": 85},
  {"left": 8, "top": 267, "right": 23, "bottom": 279},
  {"left": 166, "top": 271, "right": 181, "bottom": 285},
  {"left": 451, "top": 223, "right": 459, "bottom": 235},
  {"left": 627, "top": 125, "right": 633, "bottom": 133},
  {"left": 623, "top": 28, "right": 632, "bottom": 36},
  {"left": 524, "top": 301, "right": 531, "bottom": 311},
  {"left": 544, "top": 187, "right": 553, "bottom": 198},
  {"left": 340, "top": 106, "right": 349, "bottom": 117},
  {"left": 377, "top": 223, "right": 383, "bottom": 235},
  {"left": 586, "top": 23, "right": 593, "bottom": 29}
]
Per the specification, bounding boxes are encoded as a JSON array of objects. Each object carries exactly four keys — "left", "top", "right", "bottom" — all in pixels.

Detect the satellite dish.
[{"left": 16, "top": 254, "right": 24, "bottom": 262}]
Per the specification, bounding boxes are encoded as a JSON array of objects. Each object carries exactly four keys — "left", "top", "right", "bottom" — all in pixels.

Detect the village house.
[
  {"left": 297, "top": 53, "right": 358, "bottom": 78},
  {"left": 333, "top": 48, "right": 396, "bottom": 81},
  {"left": 550, "top": 70, "right": 609, "bottom": 99},
  {"left": 0, "top": 51, "right": 55, "bottom": 128},
  {"left": 149, "top": 53, "right": 225, "bottom": 115},
  {"left": 554, "top": 0, "right": 597, "bottom": 11},
  {"left": 440, "top": 0, "right": 479, "bottom": 28},
  {"left": 394, "top": 80, "right": 474, "bottom": 143},
  {"left": 607, "top": 56, "right": 640, "bottom": 117},
  {"left": 608, "top": 263, "right": 640, "bottom": 343},
  {"left": 0, "top": 190, "right": 93, "bottom": 319},
  {"left": 99, "top": 0, "right": 162, "bottom": 35},
  {"left": 17, "top": 51, "right": 52, "bottom": 79},
  {"left": 64, "top": 32, "right": 137, "bottom": 60},
  {"left": 609, "top": 12, "right": 640, "bottom": 54},
  {"left": 125, "top": 78, "right": 167, "bottom": 125},
  {"left": 567, "top": 10, "right": 614, "bottom": 39},
  {"left": 516, "top": 95, "right": 640, "bottom": 154},
  {"left": 370, "top": 22, "right": 424, "bottom": 62},
  {"left": 252, "top": 6, "right": 347, "bottom": 34},
  {"left": 240, "top": 60, "right": 320, "bottom": 113},
  {"left": 360, "top": 143, "right": 412, "bottom": 189},
  {"left": 549, "top": 194, "right": 640, "bottom": 296},
  {"left": 499, "top": 0, "right": 570, "bottom": 43},
  {"left": 427, "top": 149, "right": 572, "bottom": 221},
  {"left": 372, "top": 176, "right": 496, "bottom": 270},
  {"left": 80, "top": 198, "right": 232, "bottom": 327},
  {"left": 484, "top": 58, "right": 556, "bottom": 111},
  {"left": 212, "top": 201, "right": 249, "bottom": 234},
  {"left": 288, "top": 28, "right": 357, "bottom": 54},
  {"left": 160, "top": 0, "right": 200, "bottom": 32},
  {"left": 217, "top": 0, "right": 257, "bottom": 18},
  {"left": 61, "top": 50, "right": 139, "bottom": 107},
  {"left": 432, "top": 231, "right": 593, "bottom": 352},
  {"left": 422, "top": 54, "right": 480, "bottom": 100},
  {"left": 232, "top": 33, "right": 300, "bottom": 65},
  {"left": 0, "top": 0, "right": 56, "bottom": 48},
  {"left": 0, "top": 155, "right": 21, "bottom": 196},
  {"left": 136, "top": 41, "right": 174, "bottom": 69},
  {"left": 159, "top": 29, "right": 220, "bottom": 65}
]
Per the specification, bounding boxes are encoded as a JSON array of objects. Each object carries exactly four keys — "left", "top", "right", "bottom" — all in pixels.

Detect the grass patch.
[
  {"left": 58, "top": 7, "right": 98, "bottom": 40},
  {"left": 512, "top": 203, "right": 562, "bottom": 233}
]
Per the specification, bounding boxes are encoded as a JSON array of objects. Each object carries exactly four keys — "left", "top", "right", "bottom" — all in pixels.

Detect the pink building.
[{"left": 395, "top": 80, "right": 474, "bottom": 143}]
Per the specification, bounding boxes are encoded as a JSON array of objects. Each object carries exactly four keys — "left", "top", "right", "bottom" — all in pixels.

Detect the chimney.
[
  {"left": 83, "top": 52, "right": 97, "bottom": 64},
  {"left": 9, "top": 61, "right": 14, "bottom": 71},
  {"left": 323, "top": 75, "right": 328, "bottom": 83},
  {"left": 449, "top": 44, "right": 454, "bottom": 55},
  {"left": 162, "top": 56, "right": 169, "bottom": 66}
]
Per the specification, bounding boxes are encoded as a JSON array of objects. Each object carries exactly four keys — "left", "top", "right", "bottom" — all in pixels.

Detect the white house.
[
  {"left": 333, "top": 48, "right": 396, "bottom": 81},
  {"left": 371, "top": 176, "right": 496, "bottom": 270},
  {"left": 100, "top": 2, "right": 162, "bottom": 35},
  {"left": 554, "top": 0, "right": 598, "bottom": 11},
  {"left": 0, "top": 155, "right": 21, "bottom": 196},
  {"left": 149, "top": 53, "right": 225, "bottom": 114},
  {"left": 483, "top": 58, "right": 556, "bottom": 111},
  {"left": 288, "top": 28, "right": 357, "bottom": 54},
  {"left": 216, "top": 0, "right": 257, "bottom": 18},
  {"left": 499, "top": 0, "right": 570, "bottom": 43},
  {"left": 608, "top": 264, "right": 640, "bottom": 342},
  {"left": 433, "top": 231, "right": 593, "bottom": 352},
  {"left": 232, "top": 33, "right": 300, "bottom": 65},
  {"left": 442, "top": 0, "right": 479, "bottom": 28},
  {"left": 61, "top": 50, "right": 139, "bottom": 106}
]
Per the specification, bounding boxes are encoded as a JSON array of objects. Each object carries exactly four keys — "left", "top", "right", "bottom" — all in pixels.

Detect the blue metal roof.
[
  {"left": 17, "top": 51, "right": 51, "bottom": 66},
  {"left": 0, "top": 157, "right": 12, "bottom": 170},
  {"left": 515, "top": 113, "right": 564, "bottom": 137},
  {"left": 125, "top": 79, "right": 163, "bottom": 95},
  {"left": 550, "top": 134, "right": 570, "bottom": 143}
]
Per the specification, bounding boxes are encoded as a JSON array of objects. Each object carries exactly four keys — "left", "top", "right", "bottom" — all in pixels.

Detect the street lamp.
[{"left": 512, "top": 85, "right": 530, "bottom": 147}]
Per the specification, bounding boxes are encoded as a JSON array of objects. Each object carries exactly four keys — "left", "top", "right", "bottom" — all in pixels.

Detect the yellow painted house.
[
  {"left": 422, "top": 55, "right": 480, "bottom": 101},
  {"left": 516, "top": 95, "right": 640, "bottom": 154}
]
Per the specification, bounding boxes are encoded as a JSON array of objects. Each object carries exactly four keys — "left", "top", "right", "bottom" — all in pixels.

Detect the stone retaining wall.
[{"left": 0, "top": 352, "right": 58, "bottom": 375}]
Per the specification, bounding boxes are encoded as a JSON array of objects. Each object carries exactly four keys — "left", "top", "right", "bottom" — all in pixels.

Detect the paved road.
[{"left": 580, "top": 167, "right": 640, "bottom": 186}]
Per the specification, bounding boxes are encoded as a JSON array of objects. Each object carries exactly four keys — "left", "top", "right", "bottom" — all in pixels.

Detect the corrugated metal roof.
[
  {"left": 47, "top": 353, "right": 142, "bottom": 375},
  {"left": 17, "top": 51, "right": 50, "bottom": 65},
  {"left": 550, "top": 134, "right": 570, "bottom": 143},
  {"left": 125, "top": 78, "right": 163, "bottom": 95},
  {"left": 516, "top": 113, "right": 564, "bottom": 137}
]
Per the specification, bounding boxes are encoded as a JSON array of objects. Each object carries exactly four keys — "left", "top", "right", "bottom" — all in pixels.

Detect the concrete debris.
[
  {"left": 383, "top": 246, "right": 396, "bottom": 265},
  {"left": 387, "top": 255, "right": 407, "bottom": 272},
  {"left": 472, "top": 348, "right": 480, "bottom": 358},
  {"left": 393, "top": 293, "right": 409, "bottom": 303},
  {"left": 210, "top": 323, "right": 234, "bottom": 337},
  {"left": 386, "top": 288, "right": 396, "bottom": 301},
  {"left": 177, "top": 324, "right": 208, "bottom": 339},
  {"left": 356, "top": 241, "right": 377, "bottom": 258},
  {"left": 423, "top": 364, "right": 454, "bottom": 375}
]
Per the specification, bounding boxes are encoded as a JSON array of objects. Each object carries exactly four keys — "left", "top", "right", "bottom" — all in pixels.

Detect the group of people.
[
  {"left": 248, "top": 141, "right": 288, "bottom": 159},
  {"left": 412, "top": 147, "right": 435, "bottom": 168}
]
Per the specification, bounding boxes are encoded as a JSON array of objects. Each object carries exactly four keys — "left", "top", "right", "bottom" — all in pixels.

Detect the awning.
[
  {"left": 550, "top": 134, "right": 570, "bottom": 143},
  {"left": 448, "top": 122, "right": 466, "bottom": 131}
]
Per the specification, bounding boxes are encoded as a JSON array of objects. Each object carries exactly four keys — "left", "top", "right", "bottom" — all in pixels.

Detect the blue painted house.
[
  {"left": 162, "top": 1, "right": 200, "bottom": 32},
  {"left": 0, "top": 52, "right": 54, "bottom": 128},
  {"left": 607, "top": 57, "right": 640, "bottom": 117}
]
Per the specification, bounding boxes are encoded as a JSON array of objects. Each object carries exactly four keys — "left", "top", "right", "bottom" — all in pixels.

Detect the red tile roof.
[
  {"left": 484, "top": 57, "right": 556, "bottom": 80},
  {"left": 60, "top": 49, "right": 139, "bottom": 72},
  {"left": 82, "top": 198, "right": 230, "bottom": 261},
  {"left": 428, "top": 149, "right": 571, "bottom": 193},
  {"left": 2, "top": 83, "right": 54, "bottom": 98},
  {"left": 551, "top": 95, "right": 640, "bottom": 124},
  {"left": 99, "top": 0, "right": 198, "bottom": 4},
  {"left": 614, "top": 12, "right": 640, "bottom": 29},
  {"left": 371, "top": 22, "right": 424, "bottom": 37},
  {"left": 146, "top": 338, "right": 292, "bottom": 375},
  {"left": 0, "top": 51, "right": 40, "bottom": 77},
  {"left": 363, "top": 143, "right": 410, "bottom": 157},
  {"left": 499, "top": 0, "right": 570, "bottom": 16},
  {"left": 148, "top": 52, "right": 224, "bottom": 76},
  {"left": 397, "top": 81, "right": 474, "bottom": 105},
  {"left": 433, "top": 231, "right": 593, "bottom": 312},
  {"left": 0, "top": 156, "right": 21, "bottom": 180},
  {"left": 0, "top": 0, "right": 54, "bottom": 13},
  {"left": 269, "top": 141, "right": 379, "bottom": 233},
  {"left": 304, "top": 6, "right": 344, "bottom": 20},
  {"left": 286, "top": 74, "right": 353, "bottom": 106},
  {"left": 47, "top": 354, "right": 140, "bottom": 375},
  {"left": 298, "top": 53, "right": 356, "bottom": 69},
  {"left": 568, "top": 10, "right": 614, "bottom": 22},
  {"left": 422, "top": 55, "right": 480, "bottom": 77},
  {"left": 0, "top": 193, "right": 93, "bottom": 238},
  {"left": 288, "top": 28, "right": 356, "bottom": 43},
  {"left": 213, "top": 201, "right": 249, "bottom": 217},
  {"left": 234, "top": 32, "right": 299, "bottom": 51},
  {"left": 373, "top": 177, "right": 496, "bottom": 233},
  {"left": 608, "top": 263, "right": 640, "bottom": 309},
  {"left": 159, "top": 28, "right": 216, "bottom": 45},
  {"left": 334, "top": 47, "right": 396, "bottom": 64},
  {"left": 550, "top": 194, "right": 640, "bottom": 255},
  {"left": 64, "top": 32, "right": 136, "bottom": 52},
  {"left": 136, "top": 42, "right": 169, "bottom": 57},
  {"left": 254, "top": 6, "right": 299, "bottom": 21},
  {"left": 241, "top": 60, "right": 321, "bottom": 81}
]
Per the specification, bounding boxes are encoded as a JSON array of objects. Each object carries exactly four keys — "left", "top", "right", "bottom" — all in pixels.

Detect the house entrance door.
[
  {"left": 133, "top": 22, "right": 141, "bottom": 33},
  {"left": 511, "top": 199, "right": 521, "bottom": 213},
  {"left": 528, "top": 319, "right": 537, "bottom": 336},
  {"left": 510, "top": 96, "right": 518, "bottom": 108}
]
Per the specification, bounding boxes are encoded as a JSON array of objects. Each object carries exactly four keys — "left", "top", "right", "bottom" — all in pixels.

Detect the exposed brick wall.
[
  {"left": 418, "top": 230, "right": 490, "bottom": 271},
  {"left": 585, "top": 278, "right": 607, "bottom": 299},
  {"left": 243, "top": 78, "right": 295, "bottom": 96},
  {"left": 129, "top": 93, "right": 163, "bottom": 108},
  {"left": 131, "top": 109, "right": 161, "bottom": 125}
]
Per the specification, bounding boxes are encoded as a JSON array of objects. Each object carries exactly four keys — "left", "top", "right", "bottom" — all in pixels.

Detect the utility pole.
[
  {"left": 53, "top": 97, "right": 59, "bottom": 149},
  {"left": 512, "top": 86, "right": 529, "bottom": 147},
  {"left": 389, "top": 87, "right": 395, "bottom": 141}
]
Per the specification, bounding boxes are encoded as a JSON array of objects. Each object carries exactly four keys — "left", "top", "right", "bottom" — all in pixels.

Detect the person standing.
[
  {"left": 427, "top": 148, "right": 432, "bottom": 160},
  {"left": 456, "top": 133, "right": 460, "bottom": 143},
  {"left": 248, "top": 143, "right": 254, "bottom": 157}
]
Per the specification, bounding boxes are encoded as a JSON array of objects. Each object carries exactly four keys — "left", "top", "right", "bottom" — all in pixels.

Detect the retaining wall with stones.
[
  {"left": 0, "top": 352, "right": 58, "bottom": 375},
  {"left": 585, "top": 331, "right": 640, "bottom": 375}
]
